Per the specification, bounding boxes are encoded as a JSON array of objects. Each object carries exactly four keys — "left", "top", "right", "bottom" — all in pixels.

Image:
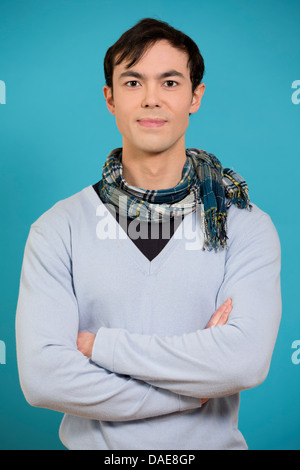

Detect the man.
[{"left": 16, "top": 18, "right": 281, "bottom": 450}]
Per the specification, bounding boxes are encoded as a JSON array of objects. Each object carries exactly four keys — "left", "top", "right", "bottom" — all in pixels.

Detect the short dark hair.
[{"left": 104, "top": 18, "right": 205, "bottom": 93}]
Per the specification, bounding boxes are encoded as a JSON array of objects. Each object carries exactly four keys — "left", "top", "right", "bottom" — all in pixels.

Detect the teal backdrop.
[{"left": 0, "top": 0, "right": 299, "bottom": 450}]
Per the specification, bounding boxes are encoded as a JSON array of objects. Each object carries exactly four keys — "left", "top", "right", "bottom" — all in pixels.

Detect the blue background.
[{"left": 0, "top": 0, "right": 299, "bottom": 450}]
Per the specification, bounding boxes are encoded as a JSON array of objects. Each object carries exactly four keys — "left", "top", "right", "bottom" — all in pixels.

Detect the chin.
[
  {"left": 137, "top": 141, "right": 175, "bottom": 155},
  {"left": 142, "top": 147, "right": 167, "bottom": 155}
]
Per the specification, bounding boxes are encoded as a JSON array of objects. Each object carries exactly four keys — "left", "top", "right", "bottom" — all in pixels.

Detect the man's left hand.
[{"left": 77, "top": 331, "right": 96, "bottom": 358}]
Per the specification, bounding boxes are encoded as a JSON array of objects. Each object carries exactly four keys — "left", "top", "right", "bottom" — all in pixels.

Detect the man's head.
[
  {"left": 103, "top": 18, "right": 206, "bottom": 158},
  {"left": 104, "top": 18, "right": 205, "bottom": 96}
]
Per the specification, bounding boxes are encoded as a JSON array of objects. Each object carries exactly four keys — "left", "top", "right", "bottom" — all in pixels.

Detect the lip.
[{"left": 137, "top": 118, "right": 167, "bottom": 128}]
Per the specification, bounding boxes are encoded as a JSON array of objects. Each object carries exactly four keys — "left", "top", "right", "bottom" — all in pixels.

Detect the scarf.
[{"left": 97, "top": 148, "right": 251, "bottom": 251}]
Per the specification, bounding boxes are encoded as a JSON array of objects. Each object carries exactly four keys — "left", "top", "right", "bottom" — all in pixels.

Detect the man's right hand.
[{"left": 201, "top": 298, "right": 232, "bottom": 405}]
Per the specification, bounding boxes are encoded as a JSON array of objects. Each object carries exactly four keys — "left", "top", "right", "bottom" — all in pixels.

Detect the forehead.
[{"left": 114, "top": 40, "right": 190, "bottom": 75}]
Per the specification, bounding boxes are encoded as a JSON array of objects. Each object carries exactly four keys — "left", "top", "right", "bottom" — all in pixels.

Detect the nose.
[{"left": 141, "top": 84, "right": 162, "bottom": 109}]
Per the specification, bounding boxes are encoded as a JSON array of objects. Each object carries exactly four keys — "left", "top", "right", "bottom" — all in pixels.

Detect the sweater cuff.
[{"left": 92, "top": 327, "right": 122, "bottom": 371}]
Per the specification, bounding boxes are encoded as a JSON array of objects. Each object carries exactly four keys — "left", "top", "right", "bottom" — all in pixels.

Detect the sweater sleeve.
[
  {"left": 16, "top": 222, "right": 203, "bottom": 421},
  {"left": 92, "top": 209, "right": 282, "bottom": 399}
]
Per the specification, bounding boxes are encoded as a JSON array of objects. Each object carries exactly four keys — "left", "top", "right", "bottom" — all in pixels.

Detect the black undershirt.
[{"left": 92, "top": 182, "right": 184, "bottom": 262}]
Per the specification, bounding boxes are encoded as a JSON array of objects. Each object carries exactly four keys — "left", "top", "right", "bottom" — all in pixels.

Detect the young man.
[{"left": 16, "top": 18, "right": 281, "bottom": 450}]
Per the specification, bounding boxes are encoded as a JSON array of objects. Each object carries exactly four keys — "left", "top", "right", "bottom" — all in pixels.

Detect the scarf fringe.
[{"left": 201, "top": 207, "right": 228, "bottom": 251}]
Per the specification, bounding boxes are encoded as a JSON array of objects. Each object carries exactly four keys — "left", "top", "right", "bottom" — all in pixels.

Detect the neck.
[{"left": 121, "top": 143, "right": 187, "bottom": 190}]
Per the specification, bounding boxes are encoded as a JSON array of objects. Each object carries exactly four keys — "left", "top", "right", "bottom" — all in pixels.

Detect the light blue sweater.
[{"left": 16, "top": 185, "right": 281, "bottom": 450}]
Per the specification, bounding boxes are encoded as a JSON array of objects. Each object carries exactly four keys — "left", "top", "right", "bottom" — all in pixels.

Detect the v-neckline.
[{"left": 86, "top": 185, "right": 197, "bottom": 276}]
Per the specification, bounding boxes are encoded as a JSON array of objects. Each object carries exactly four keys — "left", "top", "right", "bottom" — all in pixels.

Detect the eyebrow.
[{"left": 118, "top": 69, "right": 186, "bottom": 81}]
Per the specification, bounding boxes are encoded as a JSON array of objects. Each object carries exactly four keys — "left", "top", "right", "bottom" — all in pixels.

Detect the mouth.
[{"left": 137, "top": 118, "right": 167, "bottom": 128}]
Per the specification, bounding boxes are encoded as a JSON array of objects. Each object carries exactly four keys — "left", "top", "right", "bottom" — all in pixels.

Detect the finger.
[
  {"left": 215, "top": 301, "right": 232, "bottom": 325},
  {"left": 217, "top": 307, "right": 232, "bottom": 326},
  {"left": 206, "top": 300, "right": 232, "bottom": 328},
  {"left": 206, "top": 299, "right": 232, "bottom": 328}
]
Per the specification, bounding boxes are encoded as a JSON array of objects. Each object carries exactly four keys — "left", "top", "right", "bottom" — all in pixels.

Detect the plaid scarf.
[{"left": 97, "top": 148, "right": 251, "bottom": 251}]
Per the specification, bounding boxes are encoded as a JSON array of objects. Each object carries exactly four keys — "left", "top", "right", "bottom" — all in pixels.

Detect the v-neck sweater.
[{"left": 16, "top": 185, "right": 282, "bottom": 450}]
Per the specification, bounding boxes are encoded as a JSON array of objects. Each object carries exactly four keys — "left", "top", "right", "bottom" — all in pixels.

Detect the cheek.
[
  {"left": 114, "top": 105, "right": 130, "bottom": 134},
  {"left": 169, "top": 95, "right": 192, "bottom": 119},
  {"left": 113, "top": 96, "right": 136, "bottom": 130},
  {"left": 172, "top": 104, "right": 190, "bottom": 131}
]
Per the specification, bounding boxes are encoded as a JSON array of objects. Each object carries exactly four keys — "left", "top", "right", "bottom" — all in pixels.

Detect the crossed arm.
[
  {"left": 16, "top": 224, "right": 232, "bottom": 422},
  {"left": 16, "top": 208, "right": 281, "bottom": 421},
  {"left": 77, "top": 298, "right": 233, "bottom": 404},
  {"left": 77, "top": 213, "right": 282, "bottom": 401},
  {"left": 77, "top": 299, "right": 232, "bottom": 356}
]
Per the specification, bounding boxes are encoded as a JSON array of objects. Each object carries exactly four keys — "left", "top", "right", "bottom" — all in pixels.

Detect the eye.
[
  {"left": 126, "top": 81, "right": 141, "bottom": 88},
  {"left": 164, "top": 80, "right": 178, "bottom": 88}
]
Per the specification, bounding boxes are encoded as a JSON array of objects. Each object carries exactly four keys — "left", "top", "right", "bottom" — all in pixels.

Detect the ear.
[
  {"left": 189, "top": 83, "right": 205, "bottom": 115},
  {"left": 103, "top": 85, "right": 115, "bottom": 115}
]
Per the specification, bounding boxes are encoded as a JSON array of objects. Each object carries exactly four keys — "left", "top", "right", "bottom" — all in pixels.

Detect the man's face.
[{"left": 103, "top": 40, "right": 205, "bottom": 156}]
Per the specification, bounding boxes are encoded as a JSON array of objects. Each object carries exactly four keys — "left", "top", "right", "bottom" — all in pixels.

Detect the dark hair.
[{"left": 104, "top": 18, "right": 205, "bottom": 93}]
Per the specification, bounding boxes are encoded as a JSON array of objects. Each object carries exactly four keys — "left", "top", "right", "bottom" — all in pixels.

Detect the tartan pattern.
[{"left": 97, "top": 148, "right": 251, "bottom": 251}]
